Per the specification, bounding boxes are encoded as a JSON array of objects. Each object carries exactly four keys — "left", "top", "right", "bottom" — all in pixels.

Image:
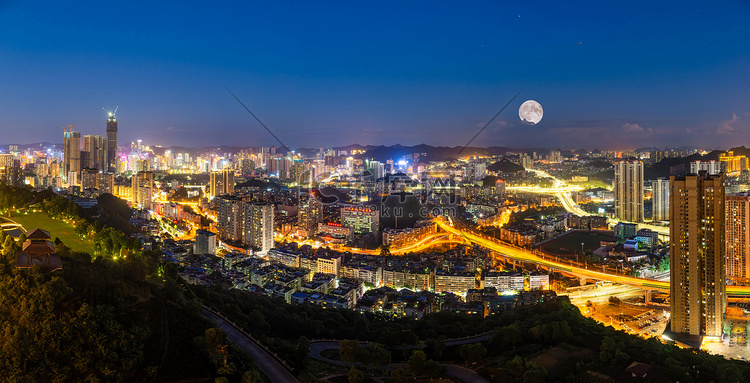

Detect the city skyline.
[
  {"left": 0, "top": 1, "right": 748, "bottom": 149},
  {"left": 5, "top": 2, "right": 750, "bottom": 380}
]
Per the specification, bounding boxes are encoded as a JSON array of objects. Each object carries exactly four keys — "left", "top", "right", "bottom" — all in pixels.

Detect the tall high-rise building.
[
  {"left": 214, "top": 196, "right": 274, "bottom": 254},
  {"left": 63, "top": 131, "right": 81, "bottom": 182},
  {"left": 80, "top": 169, "right": 114, "bottom": 196},
  {"left": 194, "top": 230, "right": 217, "bottom": 255},
  {"left": 279, "top": 156, "right": 293, "bottom": 180},
  {"left": 548, "top": 151, "right": 562, "bottom": 163},
  {"left": 97, "top": 172, "right": 114, "bottom": 195},
  {"left": 82, "top": 135, "right": 107, "bottom": 170},
  {"left": 0, "top": 153, "right": 14, "bottom": 168},
  {"left": 690, "top": 160, "right": 721, "bottom": 176},
  {"left": 340, "top": 204, "right": 379, "bottom": 235},
  {"left": 209, "top": 169, "right": 235, "bottom": 198},
  {"left": 726, "top": 194, "right": 750, "bottom": 280},
  {"left": 136, "top": 159, "right": 149, "bottom": 172},
  {"left": 216, "top": 196, "right": 244, "bottom": 242},
  {"left": 289, "top": 162, "right": 309, "bottom": 184},
  {"left": 472, "top": 162, "right": 487, "bottom": 181},
  {"left": 614, "top": 161, "right": 644, "bottom": 222},
  {"left": 297, "top": 196, "right": 321, "bottom": 237},
  {"left": 364, "top": 159, "right": 384, "bottom": 180},
  {"left": 718, "top": 151, "right": 749, "bottom": 177},
  {"left": 106, "top": 111, "right": 118, "bottom": 173},
  {"left": 652, "top": 178, "right": 670, "bottom": 221},
  {"left": 131, "top": 171, "right": 154, "bottom": 209},
  {"left": 670, "top": 171, "right": 726, "bottom": 338},
  {"left": 243, "top": 202, "right": 274, "bottom": 255},
  {"left": 0, "top": 166, "right": 23, "bottom": 187},
  {"left": 81, "top": 168, "right": 99, "bottom": 192},
  {"left": 240, "top": 158, "right": 255, "bottom": 176},
  {"left": 521, "top": 154, "right": 532, "bottom": 169}
]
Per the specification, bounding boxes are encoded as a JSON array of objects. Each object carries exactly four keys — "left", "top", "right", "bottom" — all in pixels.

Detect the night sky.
[{"left": 1, "top": 1, "right": 748, "bottom": 150}]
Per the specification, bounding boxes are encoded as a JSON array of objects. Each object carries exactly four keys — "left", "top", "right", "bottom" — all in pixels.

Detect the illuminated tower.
[
  {"left": 83, "top": 135, "right": 107, "bottom": 170},
  {"left": 209, "top": 169, "right": 235, "bottom": 198},
  {"left": 297, "top": 195, "right": 321, "bottom": 237},
  {"left": 63, "top": 131, "right": 81, "bottom": 181},
  {"left": 725, "top": 194, "right": 750, "bottom": 281},
  {"left": 243, "top": 202, "right": 274, "bottom": 256},
  {"left": 614, "top": 161, "right": 644, "bottom": 222},
  {"left": 652, "top": 178, "right": 670, "bottom": 221},
  {"left": 131, "top": 171, "right": 154, "bottom": 209},
  {"left": 105, "top": 107, "right": 118, "bottom": 173},
  {"left": 670, "top": 171, "right": 726, "bottom": 338}
]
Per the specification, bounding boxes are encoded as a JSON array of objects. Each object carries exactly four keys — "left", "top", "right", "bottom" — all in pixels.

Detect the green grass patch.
[{"left": 8, "top": 211, "right": 95, "bottom": 254}]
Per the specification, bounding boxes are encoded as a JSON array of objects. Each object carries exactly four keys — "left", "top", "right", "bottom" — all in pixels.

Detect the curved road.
[
  {"left": 520, "top": 169, "right": 669, "bottom": 236},
  {"left": 278, "top": 232, "right": 470, "bottom": 256},
  {"left": 202, "top": 308, "right": 300, "bottom": 383},
  {"left": 437, "top": 216, "right": 671, "bottom": 292},
  {"left": 435, "top": 217, "right": 750, "bottom": 297}
]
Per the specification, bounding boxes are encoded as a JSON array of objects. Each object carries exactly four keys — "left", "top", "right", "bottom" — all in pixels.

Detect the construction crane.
[
  {"left": 60, "top": 124, "right": 76, "bottom": 134},
  {"left": 103, "top": 106, "right": 119, "bottom": 117}
]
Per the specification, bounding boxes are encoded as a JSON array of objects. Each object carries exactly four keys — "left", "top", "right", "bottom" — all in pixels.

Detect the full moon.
[{"left": 519, "top": 100, "right": 543, "bottom": 125}]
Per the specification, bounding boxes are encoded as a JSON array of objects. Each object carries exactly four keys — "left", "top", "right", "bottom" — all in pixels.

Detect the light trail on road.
[
  {"left": 278, "top": 232, "right": 469, "bottom": 256},
  {"left": 434, "top": 217, "right": 671, "bottom": 292},
  {"left": 513, "top": 169, "right": 670, "bottom": 235},
  {"left": 433, "top": 217, "right": 750, "bottom": 297}
]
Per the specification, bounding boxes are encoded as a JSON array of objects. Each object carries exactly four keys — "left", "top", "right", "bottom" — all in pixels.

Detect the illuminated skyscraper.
[
  {"left": 131, "top": 171, "right": 154, "bottom": 209},
  {"left": 209, "top": 169, "right": 235, "bottom": 198},
  {"left": 214, "top": 196, "right": 273, "bottom": 254},
  {"left": 194, "top": 230, "right": 217, "bottom": 256},
  {"left": 216, "top": 196, "right": 244, "bottom": 242},
  {"left": 240, "top": 158, "right": 255, "bottom": 176},
  {"left": 614, "top": 161, "right": 644, "bottom": 222},
  {"left": 106, "top": 109, "right": 118, "bottom": 173},
  {"left": 97, "top": 172, "right": 114, "bottom": 195},
  {"left": 81, "top": 168, "right": 99, "bottom": 192},
  {"left": 690, "top": 160, "right": 721, "bottom": 176},
  {"left": 297, "top": 196, "right": 321, "bottom": 237},
  {"left": 718, "top": 151, "right": 749, "bottom": 177},
  {"left": 652, "top": 178, "right": 670, "bottom": 221},
  {"left": 726, "top": 194, "right": 750, "bottom": 281},
  {"left": 365, "top": 159, "right": 384, "bottom": 180},
  {"left": 63, "top": 131, "right": 81, "bottom": 181},
  {"left": 82, "top": 134, "right": 107, "bottom": 170},
  {"left": 340, "top": 203, "right": 379, "bottom": 235},
  {"left": 670, "top": 171, "right": 726, "bottom": 338},
  {"left": 243, "top": 202, "right": 274, "bottom": 256},
  {"left": 0, "top": 153, "right": 14, "bottom": 168}
]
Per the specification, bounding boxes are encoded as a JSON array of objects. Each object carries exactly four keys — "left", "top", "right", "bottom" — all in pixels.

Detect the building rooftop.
[{"left": 25, "top": 228, "right": 51, "bottom": 240}]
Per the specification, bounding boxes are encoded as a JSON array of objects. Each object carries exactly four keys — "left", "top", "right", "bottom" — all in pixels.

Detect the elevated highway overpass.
[
  {"left": 509, "top": 169, "right": 669, "bottom": 236},
  {"left": 435, "top": 217, "right": 670, "bottom": 293},
  {"left": 434, "top": 217, "right": 750, "bottom": 298}
]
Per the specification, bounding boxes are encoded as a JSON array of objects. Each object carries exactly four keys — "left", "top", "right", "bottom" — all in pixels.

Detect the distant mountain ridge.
[
  {"left": 333, "top": 144, "right": 541, "bottom": 162},
  {"left": 645, "top": 149, "right": 732, "bottom": 179}
]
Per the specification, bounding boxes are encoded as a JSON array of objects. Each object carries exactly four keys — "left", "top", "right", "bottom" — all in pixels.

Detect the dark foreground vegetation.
[
  {"left": 0, "top": 185, "right": 264, "bottom": 382},
  {"left": 198, "top": 282, "right": 750, "bottom": 382}
]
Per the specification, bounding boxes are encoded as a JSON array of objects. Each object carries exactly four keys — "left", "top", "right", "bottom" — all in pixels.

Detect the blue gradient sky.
[{"left": 0, "top": 1, "right": 748, "bottom": 150}]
